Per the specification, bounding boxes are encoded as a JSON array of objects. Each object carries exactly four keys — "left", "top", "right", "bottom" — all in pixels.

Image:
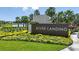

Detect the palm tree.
[
  {"left": 45, "top": 7, "right": 56, "bottom": 23},
  {"left": 64, "top": 10, "right": 74, "bottom": 24},
  {"left": 57, "top": 11, "right": 64, "bottom": 23},
  {"left": 51, "top": 13, "right": 57, "bottom": 23},
  {"left": 73, "top": 13, "right": 79, "bottom": 25},
  {"left": 34, "top": 10, "right": 40, "bottom": 16},
  {"left": 16, "top": 16, "right": 20, "bottom": 27}
]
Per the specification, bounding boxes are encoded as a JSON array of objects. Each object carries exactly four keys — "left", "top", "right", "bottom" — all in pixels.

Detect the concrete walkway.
[{"left": 61, "top": 32, "right": 79, "bottom": 51}]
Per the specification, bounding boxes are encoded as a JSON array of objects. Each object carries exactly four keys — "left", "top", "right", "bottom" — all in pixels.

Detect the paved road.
[{"left": 61, "top": 32, "right": 79, "bottom": 51}]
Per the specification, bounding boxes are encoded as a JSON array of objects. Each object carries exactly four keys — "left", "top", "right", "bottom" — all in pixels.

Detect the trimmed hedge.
[
  {"left": 0, "top": 32, "right": 73, "bottom": 46},
  {"left": 0, "top": 27, "right": 27, "bottom": 32},
  {"left": 0, "top": 30, "right": 27, "bottom": 37}
]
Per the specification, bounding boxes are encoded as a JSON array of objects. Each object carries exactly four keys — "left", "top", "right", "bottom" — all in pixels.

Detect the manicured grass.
[{"left": 0, "top": 40, "right": 67, "bottom": 51}]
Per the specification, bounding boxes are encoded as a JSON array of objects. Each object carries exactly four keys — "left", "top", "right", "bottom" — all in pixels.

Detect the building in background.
[{"left": 32, "top": 15, "right": 51, "bottom": 24}]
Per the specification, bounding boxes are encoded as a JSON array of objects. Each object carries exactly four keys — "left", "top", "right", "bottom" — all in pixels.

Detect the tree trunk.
[
  {"left": 18, "top": 23, "right": 19, "bottom": 27},
  {"left": 27, "top": 23, "right": 28, "bottom": 31},
  {"left": 23, "top": 23, "right": 24, "bottom": 27}
]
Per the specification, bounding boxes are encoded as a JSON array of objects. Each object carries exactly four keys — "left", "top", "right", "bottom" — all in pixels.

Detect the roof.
[{"left": 32, "top": 15, "right": 51, "bottom": 24}]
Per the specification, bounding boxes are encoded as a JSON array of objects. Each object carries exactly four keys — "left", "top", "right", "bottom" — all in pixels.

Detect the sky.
[{"left": 0, "top": 7, "right": 79, "bottom": 21}]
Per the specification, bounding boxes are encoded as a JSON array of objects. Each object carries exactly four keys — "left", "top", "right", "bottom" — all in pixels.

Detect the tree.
[
  {"left": 51, "top": 14, "right": 57, "bottom": 23},
  {"left": 0, "top": 20, "right": 5, "bottom": 27},
  {"left": 45, "top": 7, "right": 55, "bottom": 17},
  {"left": 57, "top": 11, "right": 64, "bottom": 23},
  {"left": 29, "top": 14, "right": 33, "bottom": 21},
  {"left": 21, "top": 16, "right": 28, "bottom": 27},
  {"left": 21, "top": 16, "right": 30, "bottom": 30},
  {"left": 64, "top": 10, "right": 74, "bottom": 24},
  {"left": 34, "top": 10, "right": 40, "bottom": 16},
  {"left": 45, "top": 7, "right": 56, "bottom": 23},
  {"left": 73, "top": 13, "right": 79, "bottom": 25},
  {"left": 16, "top": 16, "right": 20, "bottom": 27}
]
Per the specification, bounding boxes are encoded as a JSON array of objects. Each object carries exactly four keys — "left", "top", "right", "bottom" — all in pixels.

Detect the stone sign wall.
[{"left": 31, "top": 24, "right": 69, "bottom": 37}]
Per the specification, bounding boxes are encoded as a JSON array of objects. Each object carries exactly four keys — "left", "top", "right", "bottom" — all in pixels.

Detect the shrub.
[
  {"left": 68, "top": 29, "right": 71, "bottom": 37},
  {"left": 0, "top": 32, "right": 73, "bottom": 46}
]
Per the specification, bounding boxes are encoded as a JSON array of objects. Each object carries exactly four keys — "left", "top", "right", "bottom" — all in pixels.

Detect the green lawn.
[{"left": 0, "top": 40, "right": 67, "bottom": 51}]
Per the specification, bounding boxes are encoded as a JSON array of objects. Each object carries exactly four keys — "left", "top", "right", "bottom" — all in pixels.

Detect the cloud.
[
  {"left": 21, "top": 7, "right": 39, "bottom": 15},
  {"left": 22, "top": 7, "right": 28, "bottom": 11},
  {"left": 22, "top": 7, "right": 39, "bottom": 12},
  {"left": 32, "top": 7, "right": 39, "bottom": 10}
]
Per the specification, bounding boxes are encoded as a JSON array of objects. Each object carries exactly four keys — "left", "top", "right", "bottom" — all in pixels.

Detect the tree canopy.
[
  {"left": 34, "top": 9, "right": 40, "bottom": 16},
  {"left": 45, "top": 7, "right": 55, "bottom": 17}
]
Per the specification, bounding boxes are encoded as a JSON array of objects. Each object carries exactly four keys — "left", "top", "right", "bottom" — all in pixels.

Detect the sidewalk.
[{"left": 61, "top": 32, "right": 79, "bottom": 51}]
